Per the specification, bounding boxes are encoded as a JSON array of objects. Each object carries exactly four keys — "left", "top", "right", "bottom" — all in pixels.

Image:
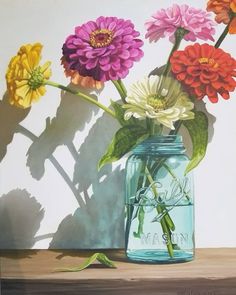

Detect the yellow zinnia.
[{"left": 6, "top": 43, "right": 51, "bottom": 109}]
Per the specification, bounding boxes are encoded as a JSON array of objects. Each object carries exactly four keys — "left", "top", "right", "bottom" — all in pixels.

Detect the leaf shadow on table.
[
  {"left": 49, "top": 111, "right": 125, "bottom": 249},
  {"left": 0, "top": 189, "right": 44, "bottom": 257},
  {"left": 0, "top": 92, "right": 30, "bottom": 162}
]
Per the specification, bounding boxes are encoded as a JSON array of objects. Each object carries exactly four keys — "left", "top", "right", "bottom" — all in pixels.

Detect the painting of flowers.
[{"left": 0, "top": 0, "right": 236, "bottom": 253}]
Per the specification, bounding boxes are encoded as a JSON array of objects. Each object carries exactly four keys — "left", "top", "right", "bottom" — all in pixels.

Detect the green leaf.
[
  {"left": 55, "top": 253, "right": 116, "bottom": 272},
  {"left": 99, "top": 125, "right": 149, "bottom": 169},
  {"left": 96, "top": 253, "right": 116, "bottom": 267},
  {"left": 133, "top": 206, "right": 145, "bottom": 238},
  {"left": 110, "top": 100, "right": 139, "bottom": 126},
  {"left": 183, "top": 111, "right": 208, "bottom": 174}
]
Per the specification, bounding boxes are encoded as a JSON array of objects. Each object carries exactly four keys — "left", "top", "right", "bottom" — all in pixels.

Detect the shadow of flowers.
[
  {"left": 49, "top": 112, "right": 125, "bottom": 249},
  {"left": 0, "top": 92, "right": 30, "bottom": 162},
  {"left": 0, "top": 189, "right": 44, "bottom": 249},
  {"left": 26, "top": 85, "right": 99, "bottom": 181}
]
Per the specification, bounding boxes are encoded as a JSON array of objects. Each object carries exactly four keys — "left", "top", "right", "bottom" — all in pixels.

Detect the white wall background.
[{"left": 0, "top": 0, "right": 236, "bottom": 248}]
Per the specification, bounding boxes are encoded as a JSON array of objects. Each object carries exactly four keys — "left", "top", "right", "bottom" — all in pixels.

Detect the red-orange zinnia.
[
  {"left": 170, "top": 43, "right": 236, "bottom": 103},
  {"left": 207, "top": 0, "right": 236, "bottom": 34}
]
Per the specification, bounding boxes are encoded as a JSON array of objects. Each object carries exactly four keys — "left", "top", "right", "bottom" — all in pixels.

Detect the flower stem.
[
  {"left": 45, "top": 80, "right": 116, "bottom": 118},
  {"left": 112, "top": 79, "right": 127, "bottom": 103},
  {"left": 145, "top": 166, "right": 174, "bottom": 258},
  {"left": 215, "top": 15, "right": 235, "bottom": 48},
  {"left": 162, "top": 28, "right": 188, "bottom": 77},
  {"left": 147, "top": 119, "right": 155, "bottom": 136},
  {"left": 162, "top": 163, "right": 190, "bottom": 202}
]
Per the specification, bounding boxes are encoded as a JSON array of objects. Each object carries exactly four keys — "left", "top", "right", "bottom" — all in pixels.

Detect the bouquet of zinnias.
[{"left": 5, "top": 1, "right": 236, "bottom": 261}]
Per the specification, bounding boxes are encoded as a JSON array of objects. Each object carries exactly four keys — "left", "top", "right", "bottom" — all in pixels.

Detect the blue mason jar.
[{"left": 125, "top": 135, "right": 194, "bottom": 263}]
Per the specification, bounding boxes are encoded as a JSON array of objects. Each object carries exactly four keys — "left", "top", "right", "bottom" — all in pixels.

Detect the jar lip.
[
  {"left": 142, "top": 135, "right": 182, "bottom": 143},
  {"left": 132, "top": 135, "right": 185, "bottom": 154}
]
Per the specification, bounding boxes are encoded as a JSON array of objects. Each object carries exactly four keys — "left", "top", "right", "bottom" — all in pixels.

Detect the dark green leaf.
[
  {"left": 183, "top": 111, "right": 208, "bottom": 174},
  {"left": 110, "top": 100, "right": 139, "bottom": 126},
  {"left": 98, "top": 125, "right": 149, "bottom": 169},
  {"left": 55, "top": 253, "right": 116, "bottom": 272}
]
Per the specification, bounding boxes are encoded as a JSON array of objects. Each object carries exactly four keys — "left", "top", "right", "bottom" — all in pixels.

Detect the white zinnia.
[{"left": 123, "top": 75, "right": 194, "bottom": 129}]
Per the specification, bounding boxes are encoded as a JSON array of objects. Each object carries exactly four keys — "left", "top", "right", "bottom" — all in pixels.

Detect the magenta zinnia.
[
  {"left": 145, "top": 4, "right": 216, "bottom": 43},
  {"left": 62, "top": 16, "right": 144, "bottom": 82}
]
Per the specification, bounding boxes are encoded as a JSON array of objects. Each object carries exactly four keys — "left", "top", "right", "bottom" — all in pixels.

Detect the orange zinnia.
[
  {"left": 207, "top": 0, "right": 236, "bottom": 34},
  {"left": 61, "top": 57, "right": 103, "bottom": 91}
]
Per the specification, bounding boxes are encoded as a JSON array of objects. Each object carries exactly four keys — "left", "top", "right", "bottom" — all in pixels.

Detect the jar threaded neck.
[{"left": 133, "top": 135, "right": 185, "bottom": 155}]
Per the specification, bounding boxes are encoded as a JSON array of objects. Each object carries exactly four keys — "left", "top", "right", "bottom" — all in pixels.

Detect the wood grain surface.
[{"left": 1, "top": 248, "right": 236, "bottom": 295}]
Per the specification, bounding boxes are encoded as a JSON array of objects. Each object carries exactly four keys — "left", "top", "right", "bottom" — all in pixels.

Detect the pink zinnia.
[
  {"left": 145, "top": 4, "right": 216, "bottom": 43},
  {"left": 62, "top": 16, "right": 144, "bottom": 82}
]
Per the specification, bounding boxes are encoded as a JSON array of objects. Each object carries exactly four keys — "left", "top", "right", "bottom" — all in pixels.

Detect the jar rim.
[
  {"left": 142, "top": 135, "right": 181, "bottom": 142},
  {"left": 132, "top": 135, "right": 185, "bottom": 155}
]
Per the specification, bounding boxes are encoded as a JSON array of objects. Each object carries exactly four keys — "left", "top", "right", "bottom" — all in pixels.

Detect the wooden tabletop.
[{"left": 1, "top": 248, "right": 236, "bottom": 295}]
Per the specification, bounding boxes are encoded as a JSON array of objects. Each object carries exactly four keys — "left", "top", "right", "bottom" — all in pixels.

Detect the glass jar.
[{"left": 125, "top": 135, "right": 194, "bottom": 263}]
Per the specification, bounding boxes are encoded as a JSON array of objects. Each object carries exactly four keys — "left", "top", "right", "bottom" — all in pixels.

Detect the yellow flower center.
[
  {"left": 147, "top": 95, "right": 167, "bottom": 111},
  {"left": 28, "top": 67, "right": 44, "bottom": 90},
  {"left": 198, "top": 57, "right": 219, "bottom": 68},
  {"left": 90, "top": 29, "right": 114, "bottom": 48}
]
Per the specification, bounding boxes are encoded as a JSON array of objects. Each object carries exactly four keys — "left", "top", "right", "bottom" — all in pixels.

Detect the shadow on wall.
[
  {"left": 0, "top": 80, "right": 216, "bottom": 250},
  {"left": 25, "top": 86, "right": 124, "bottom": 249},
  {"left": 49, "top": 112, "right": 125, "bottom": 249},
  {"left": 0, "top": 92, "right": 30, "bottom": 162},
  {"left": 26, "top": 85, "right": 99, "bottom": 181},
  {"left": 0, "top": 189, "right": 44, "bottom": 249}
]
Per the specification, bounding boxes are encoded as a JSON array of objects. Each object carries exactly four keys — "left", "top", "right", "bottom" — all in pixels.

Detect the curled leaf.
[{"left": 55, "top": 253, "right": 116, "bottom": 272}]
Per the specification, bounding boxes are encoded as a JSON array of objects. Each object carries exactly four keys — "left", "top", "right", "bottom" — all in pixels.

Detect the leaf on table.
[
  {"left": 98, "top": 124, "right": 149, "bottom": 169},
  {"left": 183, "top": 111, "right": 208, "bottom": 174},
  {"left": 96, "top": 253, "right": 116, "bottom": 268},
  {"left": 55, "top": 253, "right": 116, "bottom": 272}
]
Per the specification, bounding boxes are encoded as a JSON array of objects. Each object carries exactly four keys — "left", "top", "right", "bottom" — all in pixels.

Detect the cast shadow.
[
  {"left": 25, "top": 82, "right": 125, "bottom": 249},
  {"left": 49, "top": 112, "right": 125, "bottom": 249},
  {"left": 26, "top": 85, "right": 99, "bottom": 180},
  {"left": 0, "top": 189, "right": 44, "bottom": 249},
  {"left": 0, "top": 92, "right": 30, "bottom": 162}
]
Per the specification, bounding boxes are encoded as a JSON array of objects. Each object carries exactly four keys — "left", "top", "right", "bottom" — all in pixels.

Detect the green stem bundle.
[{"left": 112, "top": 79, "right": 127, "bottom": 103}]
